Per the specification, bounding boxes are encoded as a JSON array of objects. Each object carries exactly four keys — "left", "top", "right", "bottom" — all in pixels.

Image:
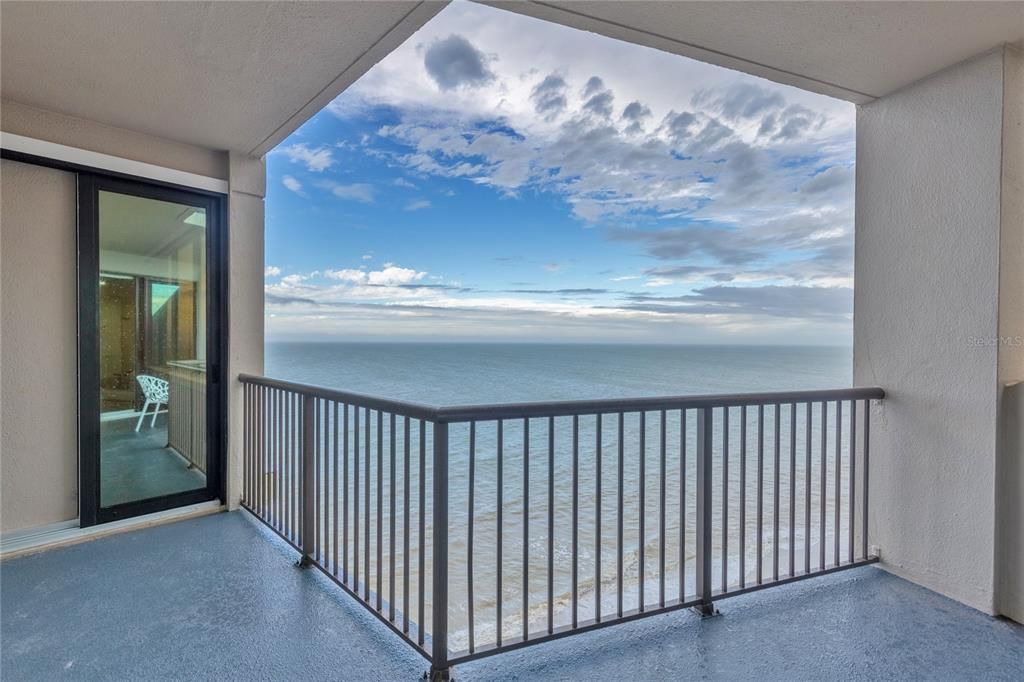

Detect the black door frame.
[{"left": 78, "top": 173, "right": 227, "bottom": 526}]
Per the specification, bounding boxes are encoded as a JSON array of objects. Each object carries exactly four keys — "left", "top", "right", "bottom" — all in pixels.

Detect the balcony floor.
[{"left": 2, "top": 511, "right": 1021, "bottom": 680}]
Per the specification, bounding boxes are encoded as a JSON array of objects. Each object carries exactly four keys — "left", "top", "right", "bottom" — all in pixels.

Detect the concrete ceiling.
[
  {"left": 0, "top": 1, "right": 444, "bottom": 156},
  {"left": 490, "top": 1, "right": 1024, "bottom": 103},
  {"left": 2, "top": 1, "right": 1021, "bottom": 160}
]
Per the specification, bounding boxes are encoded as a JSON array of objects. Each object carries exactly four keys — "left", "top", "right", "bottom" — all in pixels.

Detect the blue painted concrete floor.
[{"left": 2, "top": 512, "right": 1021, "bottom": 681}]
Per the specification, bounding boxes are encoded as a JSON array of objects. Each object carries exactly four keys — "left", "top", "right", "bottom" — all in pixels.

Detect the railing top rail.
[
  {"left": 239, "top": 373, "right": 883, "bottom": 424},
  {"left": 238, "top": 373, "right": 438, "bottom": 421},
  {"left": 434, "top": 386, "right": 885, "bottom": 422}
]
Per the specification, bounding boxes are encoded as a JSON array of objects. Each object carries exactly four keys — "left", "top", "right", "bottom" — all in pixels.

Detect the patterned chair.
[{"left": 135, "top": 375, "right": 170, "bottom": 432}]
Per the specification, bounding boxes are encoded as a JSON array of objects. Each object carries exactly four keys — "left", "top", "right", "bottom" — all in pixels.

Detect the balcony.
[{"left": 3, "top": 509, "right": 1022, "bottom": 679}]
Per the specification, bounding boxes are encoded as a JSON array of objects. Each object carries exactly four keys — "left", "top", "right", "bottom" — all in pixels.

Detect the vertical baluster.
[
  {"left": 595, "top": 413, "right": 603, "bottom": 623},
  {"left": 739, "top": 405, "right": 747, "bottom": 589},
  {"left": 418, "top": 420, "right": 426, "bottom": 647},
  {"left": 377, "top": 411, "right": 383, "bottom": 611},
  {"left": 334, "top": 403, "right": 340, "bottom": 575},
  {"left": 431, "top": 422, "right": 450, "bottom": 678},
  {"left": 722, "top": 406, "right": 729, "bottom": 592},
  {"left": 694, "top": 407, "right": 714, "bottom": 616},
  {"left": 468, "top": 421, "right": 476, "bottom": 652},
  {"left": 789, "top": 403, "right": 796, "bottom": 577},
  {"left": 354, "top": 407, "right": 360, "bottom": 594},
  {"left": 617, "top": 412, "right": 624, "bottom": 618},
  {"left": 805, "top": 403, "right": 812, "bottom": 574},
  {"left": 365, "top": 408, "right": 371, "bottom": 602},
  {"left": 756, "top": 404, "right": 764, "bottom": 584},
  {"left": 547, "top": 416, "right": 554, "bottom": 635},
  {"left": 572, "top": 415, "right": 579, "bottom": 628},
  {"left": 300, "top": 394, "right": 314, "bottom": 566},
  {"left": 638, "top": 411, "right": 645, "bottom": 612},
  {"left": 343, "top": 404, "right": 350, "bottom": 584},
  {"left": 863, "top": 401, "right": 870, "bottom": 559},
  {"left": 849, "top": 400, "right": 857, "bottom": 563},
  {"left": 522, "top": 418, "right": 530, "bottom": 641},
  {"left": 403, "top": 416, "right": 411, "bottom": 633},
  {"left": 835, "top": 401, "right": 842, "bottom": 567},
  {"left": 315, "top": 399, "right": 322, "bottom": 562},
  {"left": 680, "top": 409, "right": 686, "bottom": 600},
  {"left": 820, "top": 401, "right": 828, "bottom": 571},
  {"left": 496, "top": 420, "right": 503, "bottom": 647},
  {"left": 260, "top": 386, "right": 266, "bottom": 519},
  {"left": 279, "top": 390, "right": 286, "bottom": 533},
  {"left": 390, "top": 412, "right": 396, "bottom": 620},
  {"left": 243, "top": 384, "right": 249, "bottom": 505},
  {"left": 773, "top": 403, "right": 780, "bottom": 582},
  {"left": 659, "top": 410, "right": 667, "bottom": 608}
]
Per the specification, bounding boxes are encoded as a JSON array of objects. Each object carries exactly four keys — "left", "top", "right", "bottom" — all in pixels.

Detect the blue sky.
[{"left": 265, "top": 1, "right": 855, "bottom": 345}]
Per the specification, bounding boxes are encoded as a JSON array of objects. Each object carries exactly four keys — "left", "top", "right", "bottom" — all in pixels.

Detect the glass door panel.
[{"left": 96, "top": 189, "right": 208, "bottom": 509}]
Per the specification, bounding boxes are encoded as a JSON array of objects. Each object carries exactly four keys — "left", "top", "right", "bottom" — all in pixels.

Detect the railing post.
[
  {"left": 693, "top": 407, "right": 718, "bottom": 617},
  {"left": 429, "top": 420, "right": 451, "bottom": 681},
  {"left": 299, "top": 394, "right": 315, "bottom": 567}
]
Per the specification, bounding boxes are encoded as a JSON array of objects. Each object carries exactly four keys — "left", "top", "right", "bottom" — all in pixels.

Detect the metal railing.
[{"left": 240, "top": 374, "right": 884, "bottom": 680}]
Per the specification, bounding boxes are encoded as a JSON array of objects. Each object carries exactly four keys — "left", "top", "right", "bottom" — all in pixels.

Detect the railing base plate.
[
  {"left": 424, "top": 667, "right": 452, "bottom": 682},
  {"left": 692, "top": 603, "right": 720, "bottom": 619}
]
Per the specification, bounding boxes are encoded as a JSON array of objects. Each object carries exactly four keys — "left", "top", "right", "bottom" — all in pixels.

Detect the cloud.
[
  {"left": 583, "top": 91, "right": 615, "bottom": 119},
  {"left": 621, "top": 100, "right": 652, "bottom": 133},
  {"left": 324, "top": 268, "right": 367, "bottom": 283},
  {"left": 423, "top": 34, "right": 494, "bottom": 90},
  {"left": 693, "top": 82, "right": 785, "bottom": 121},
  {"left": 393, "top": 177, "right": 417, "bottom": 189},
  {"left": 320, "top": 181, "right": 375, "bottom": 203},
  {"left": 624, "top": 285, "right": 853, "bottom": 319},
  {"left": 582, "top": 76, "right": 605, "bottom": 99},
  {"left": 279, "top": 143, "right": 334, "bottom": 172},
  {"left": 404, "top": 199, "right": 432, "bottom": 211},
  {"left": 544, "top": 262, "right": 563, "bottom": 272},
  {"left": 264, "top": 265, "right": 281, "bottom": 277},
  {"left": 801, "top": 165, "right": 853, "bottom": 195},
  {"left": 361, "top": 254, "right": 374, "bottom": 260},
  {"left": 531, "top": 73, "right": 568, "bottom": 118},
  {"left": 281, "top": 175, "right": 306, "bottom": 196}
]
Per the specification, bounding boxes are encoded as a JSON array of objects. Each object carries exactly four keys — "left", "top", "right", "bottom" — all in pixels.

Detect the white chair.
[{"left": 135, "top": 375, "right": 169, "bottom": 432}]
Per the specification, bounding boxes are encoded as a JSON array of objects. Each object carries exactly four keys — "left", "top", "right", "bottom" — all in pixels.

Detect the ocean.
[{"left": 264, "top": 342, "right": 854, "bottom": 650}]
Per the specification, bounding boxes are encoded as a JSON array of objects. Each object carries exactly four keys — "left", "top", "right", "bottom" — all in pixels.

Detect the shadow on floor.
[{"left": 1, "top": 511, "right": 1021, "bottom": 680}]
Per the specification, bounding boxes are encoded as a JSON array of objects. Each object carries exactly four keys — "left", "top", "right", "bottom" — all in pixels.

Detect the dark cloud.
[
  {"left": 688, "top": 119, "right": 734, "bottom": 154},
  {"left": 583, "top": 91, "right": 615, "bottom": 118},
  {"left": 623, "top": 285, "right": 853, "bottom": 319},
  {"left": 423, "top": 35, "right": 494, "bottom": 90},
  {"left": 801, "top": 166, "right": 853, "bottom": 195},
  {"left": 611, "top": 225, "right": 756, "bottom": 265},
  {"left": 621, "top": 100, "right": 652, "bottom": 133},
  {"left": 266, "top": 292, "right": 317, "bottom": 305},
  {"left": 531, "top": 73, "right": 568, "bottom": 117},
  {"left": 663, "top": 111, "right": 698, "bottom": 143},
  {"left": 582, "top": 76, "right": 605, "bottom": 98},
  {"left": 644, "top": 265, "right": 735, "bottom": 283},
  {"left": 503, "top": 288, "right": 610, "bottom": 296}
]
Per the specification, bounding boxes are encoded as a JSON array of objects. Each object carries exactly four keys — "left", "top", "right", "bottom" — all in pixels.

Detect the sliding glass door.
[{"left": 79, "top": 174, "right": 224, "bottom": 525}]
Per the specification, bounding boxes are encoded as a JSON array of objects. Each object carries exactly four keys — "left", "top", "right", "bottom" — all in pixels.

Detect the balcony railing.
[{"left": 238, "top": 374, "right": 884, "bottom": 680}]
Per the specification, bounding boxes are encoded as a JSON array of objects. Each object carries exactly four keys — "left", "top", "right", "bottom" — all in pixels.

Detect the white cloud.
[
  {"left": 281, "top": 175, "right": 305, "bottom": 196},
  {"left": 264, "top": 265, "right": 281, "bottom": 277},
  {"left": 320, "top": 181, "right": 375, "bottom": 203},
  {"left": 367, "top": 265, "right": 426, "bottom": 286},
  {"left": 278, "top": 143, "right": 335, "bottom": 172},
  {"left": 324, "top": 268, "right": 367, "bottom": 283},
  {"left": 404, "top": 199, "right": 432, "bottom": 211},
  {"left": 361, "top": 254, "right": 374, "bottom": 260},
  {"left": 393, "top": 177, "right": 417, "bottom": 189}
]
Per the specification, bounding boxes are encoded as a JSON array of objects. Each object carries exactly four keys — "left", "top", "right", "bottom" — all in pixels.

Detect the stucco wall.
[
  {"left": 1, "top": 100, "right": 227, "bottom": 180},
  {"left": 0, "top": 160, "right": 79, "bottom": 532},
  {"left": 226, "top": 152, "right": 266, "bottom": 510},
  {"left": 854, "top": 48, "right": 1012, "bottom": 615},
  {"left": 996, "top": 46, "right": 1024, "bottom": 624}
]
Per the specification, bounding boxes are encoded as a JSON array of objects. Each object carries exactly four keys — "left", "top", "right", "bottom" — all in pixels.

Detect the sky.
[{"left": 264, "top": 1, "right": 855, "bottom": 345}]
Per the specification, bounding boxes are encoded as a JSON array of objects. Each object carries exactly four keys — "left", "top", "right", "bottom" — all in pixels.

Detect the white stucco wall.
[{"left": 855, "top": 47, "right": 1020, "bottom": 616}]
